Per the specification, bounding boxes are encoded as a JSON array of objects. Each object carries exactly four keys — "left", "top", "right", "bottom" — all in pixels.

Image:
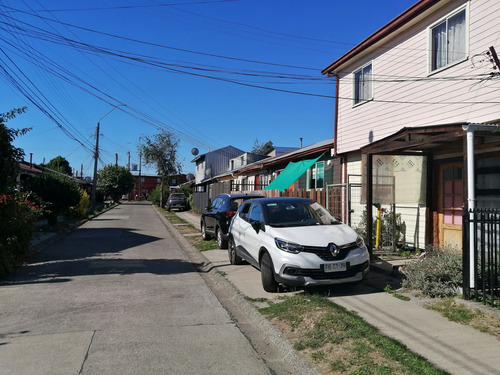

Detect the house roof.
[
  {"left": 322, "top": 0, "right": 441, "bottom": 75},
  {"left": 191, "top": 145, "right": 244, "bottom": 163},
  {"left": 237, "top": 138, "right": 334, "bottom": 174}
]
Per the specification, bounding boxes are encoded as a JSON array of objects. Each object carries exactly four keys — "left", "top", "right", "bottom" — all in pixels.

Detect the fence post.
[{"left": 463, "top": 209, "right": 470, "bottom": 299}]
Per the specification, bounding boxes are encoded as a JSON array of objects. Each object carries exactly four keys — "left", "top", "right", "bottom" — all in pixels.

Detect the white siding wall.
[{"left": 336, "top": 0, "right": 500, "bottom": 154}]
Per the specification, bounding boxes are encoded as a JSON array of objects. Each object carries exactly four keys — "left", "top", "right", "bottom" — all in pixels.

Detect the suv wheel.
[
  {"left": 201, "top": 221, "right": 210, "bottom": 240},
  {"left": 216, "top": 227, "right": 228, "bottom": 249},
  {"left": 261, "top": 252, "right": 279, "bottom": 292},
  {"left": 228, "top": 237, "right": 242, "bottom": 265}
]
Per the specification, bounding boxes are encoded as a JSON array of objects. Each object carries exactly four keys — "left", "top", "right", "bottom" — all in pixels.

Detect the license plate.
[{"left": 324, "top": 262, "right": 347, "bottom": 273}]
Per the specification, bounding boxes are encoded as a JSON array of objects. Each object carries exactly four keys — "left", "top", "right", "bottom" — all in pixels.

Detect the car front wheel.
[
  {"left": 228, "top": 237, "right": 242, "bottom": 265},
  {"left": 260, "top": 252, "right": 279, "bottom": 292},
  {"left": 216, "top": 227, "right": 228, "bottom": 249},
  {"left": 201, "top": 221, "right": 210, "bottom": 240}
]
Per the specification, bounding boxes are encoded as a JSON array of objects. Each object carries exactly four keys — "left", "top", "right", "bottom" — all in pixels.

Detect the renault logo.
[{"left": 328, "top": 243, "right": 340, "bottom": 257}]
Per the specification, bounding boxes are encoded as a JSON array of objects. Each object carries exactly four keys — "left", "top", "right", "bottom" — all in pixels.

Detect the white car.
[{"left": 228, "top": 197, "right": 370, "bottom": 292}]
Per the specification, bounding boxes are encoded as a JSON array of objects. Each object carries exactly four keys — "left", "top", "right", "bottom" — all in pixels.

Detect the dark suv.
[
  {"left": 165, "top": 193, "right": 188, "bottom": 211},
  {"left": 201, "top": 193, "right": 264, "bottom": 249}
]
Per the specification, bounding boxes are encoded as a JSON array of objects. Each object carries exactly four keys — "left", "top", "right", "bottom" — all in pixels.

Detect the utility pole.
[
  {"left": 138, "top": 152, "right": 142, "bottom": 200},
  {"left": 90, "top": 121, "right": 101, "bottom": 209},
  {"left": 91, "top": 104, "right": 126, "bottom": 209},
  {"left": 115, "top": 153, "right": 118, "bottom": 166},
  {"left": 127, "top": 151, "right": 131, "bottom": 171}
]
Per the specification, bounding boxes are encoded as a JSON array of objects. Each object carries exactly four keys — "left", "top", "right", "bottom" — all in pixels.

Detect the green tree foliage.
[
  {"left": 139, "top": 130, "right": 182, "bottom": 178},
  {"left": 68, "top": 188, "right": 90, "bottom": 218},
  {"left": 251, "top": 139, "right": 274, "bottom": 155},
  {"left": 97, "top": 165, "right": 134, "bottom": 202},
  {"left": 148, "top": 184, "right": 168, "bottom": 207},
  {"left": 27, "top": 172, "right": 81, "bottom": 225},
  {"left": 0, "top": 107, "right": 31, "bottom": 193},
  {"left": 45, "top": 155, "right": 72, "bottom": 175}
]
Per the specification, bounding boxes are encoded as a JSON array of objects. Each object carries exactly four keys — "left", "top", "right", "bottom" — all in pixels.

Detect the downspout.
[
  {"left": 463, "top": 125, "right": 475, "bottom": 289},
  {"left": 462, "top": 123, "right": 500, "bottom": 288}
]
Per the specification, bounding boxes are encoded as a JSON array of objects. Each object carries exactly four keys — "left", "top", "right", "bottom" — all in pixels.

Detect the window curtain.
[
  {"left": 432, "top": 22, "right": 447, "bottom": 70},
  {"left": 447, "top": 10, "right": 466, "bottom": 64},
  {"left": 354, "top": 64, "right": 372, "bottom": 103},
  {"left": 362, "top": 64, "right": 372, "bottom": 102},
  {"left": 432, "top": 9, "right": 466, "bottom": 70}
]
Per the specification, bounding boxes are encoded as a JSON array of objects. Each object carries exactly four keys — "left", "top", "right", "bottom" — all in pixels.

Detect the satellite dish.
[
  {"left": 186, "top": 173, "right": 195, "bottom": 181},
  {"left": 191, "top": 148, "right": 199, "bottom": 156},
  {"left": 205, "top": 168, "right": 212, "bottom": 177}
]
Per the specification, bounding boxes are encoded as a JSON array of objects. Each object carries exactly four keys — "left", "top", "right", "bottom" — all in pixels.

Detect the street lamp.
[{"left": 91, "top": 104, "right": 126, "bottom": 209}]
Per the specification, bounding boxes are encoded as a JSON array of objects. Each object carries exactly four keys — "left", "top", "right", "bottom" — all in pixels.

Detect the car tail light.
[{"left": 223, "top": 211, "right": 236, "bottom": 218}]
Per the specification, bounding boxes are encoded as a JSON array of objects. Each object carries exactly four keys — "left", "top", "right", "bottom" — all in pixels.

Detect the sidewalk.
[{"left": 176, "top": 210, "right": 500, "bottom": 375}]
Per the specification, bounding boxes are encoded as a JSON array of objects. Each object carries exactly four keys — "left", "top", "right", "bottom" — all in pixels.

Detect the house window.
[
  {"left": 307, "top": 161, "right": 324, "bottom": 190},
  {"left": 430, "top": 7, "right": 467, "bottom": 72},
  {"left": 353, "top": 63, "right": 372, "bottom": 105},
  {"left": 157, "top": 178, "right": 161, "bottom": 183}
]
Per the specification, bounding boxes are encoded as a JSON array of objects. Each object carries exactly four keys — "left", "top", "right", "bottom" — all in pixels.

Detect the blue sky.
[{"left": 2, "top": 0, "right": 416, "bottom": 176}]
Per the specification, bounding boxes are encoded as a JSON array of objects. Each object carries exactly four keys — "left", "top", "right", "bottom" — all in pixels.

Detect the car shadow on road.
[{"left": 2, "top": 227, "right": 204, "bottom": 286}]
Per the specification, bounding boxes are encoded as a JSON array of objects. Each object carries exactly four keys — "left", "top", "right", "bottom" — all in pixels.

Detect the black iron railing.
[{"left": 463, "top": 208, "right": 500, "bottom": 307}]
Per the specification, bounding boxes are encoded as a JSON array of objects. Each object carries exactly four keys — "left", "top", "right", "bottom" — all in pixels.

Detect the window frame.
[
  {"left": 353, "top": 62, "right": 373, "bottom": 106},
  {"left": 306, "top": 161, "right": 325, "bottom": 190},
  {"left": 428, "top": 5, "right": 468, "bottom": 74}
]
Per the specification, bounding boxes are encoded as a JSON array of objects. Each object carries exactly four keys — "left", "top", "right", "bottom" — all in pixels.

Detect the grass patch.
[
  {"left": 260, "top": 293, "right": 449, "bottom": 375},
  {"left": 384, "top": 285, "right": 411, "bottom": 301},
  {"left": 160, "top": 208, "right": 219, "bottom": 251},
  {"left": 427, "top": 299, "right": 500, "bottom": 338}
]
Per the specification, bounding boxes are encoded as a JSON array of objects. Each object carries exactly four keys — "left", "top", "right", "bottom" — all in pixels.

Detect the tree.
[
  {"left": 45, "top": 156, "right": 72, "bottom": 175},
  {"left": 97, "top": 165, "right": 134, "bottom": 202},
  {"left": 139, "top": 131, "right": 182, "bottom": 207},
  {"left": 139, "top": 130, "right": 182, "bottom": 177},
  {"left": 251, "top": 139, "right": 274, "bottom": 155},
  {"left": 0, "top": 107, "right": 31, "bottom": 193}
]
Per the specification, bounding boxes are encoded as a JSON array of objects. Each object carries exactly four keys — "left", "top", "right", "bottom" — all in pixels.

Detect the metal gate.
[{"left": 326, "top": 182, "right": 363, "bottom": 226}]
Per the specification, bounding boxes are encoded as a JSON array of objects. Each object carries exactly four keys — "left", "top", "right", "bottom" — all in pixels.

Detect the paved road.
[{"left": 0, "top": 203, "right": 306, "bottom": 375}]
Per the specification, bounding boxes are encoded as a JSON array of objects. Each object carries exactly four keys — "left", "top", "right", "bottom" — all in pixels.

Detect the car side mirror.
[{"left": 251, "top": 220, "right": 264, "bottom": 233}]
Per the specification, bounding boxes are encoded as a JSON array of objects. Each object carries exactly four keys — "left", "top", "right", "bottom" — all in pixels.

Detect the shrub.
[
  {"left": 0, "top": 193, "right": 43, "bottom": 277},
  {"left": 355, "top": 207, "right": 403, "bottom": 250},
  {"left": 69, "top": 188, "right": 90, "bottom": 218},
  {"left": 148, "top": 184, "right": 170, "bottom": 207},
  {"left": 27, "top": 172, "right": 81, "bottom": 225},
  {"left": 401, "top": 247, "right": 462, "bottom": 298}
]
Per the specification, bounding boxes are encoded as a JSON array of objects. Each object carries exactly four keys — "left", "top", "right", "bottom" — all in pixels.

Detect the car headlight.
[
  {"left": 275, "top": 238, "right": 303, "bottom": 254},
  {"left": 356, "top": 235, "right": 366, "bottom": 248}
]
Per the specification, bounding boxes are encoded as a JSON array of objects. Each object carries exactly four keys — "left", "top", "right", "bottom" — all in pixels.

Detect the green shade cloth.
[{"left": 264, "top": 154, "right": 322, "bottom": 192}]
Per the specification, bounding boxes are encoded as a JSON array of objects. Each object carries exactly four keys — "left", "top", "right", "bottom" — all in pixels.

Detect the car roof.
[
  {"left": 243, "top": 197, "right": 314, "bottom": 205},
  {"left": 216, "top": 193, "right": 264, "bottom": 199}
]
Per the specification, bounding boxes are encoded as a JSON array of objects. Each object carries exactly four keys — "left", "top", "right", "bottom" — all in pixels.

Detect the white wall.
[{"left": 336, "top": 0, "right": 500, "bottom": 154}]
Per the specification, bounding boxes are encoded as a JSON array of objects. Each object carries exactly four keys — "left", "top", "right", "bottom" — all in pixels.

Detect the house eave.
[{"left": 322, "top": 0, "right": 444, "bottom": 75}]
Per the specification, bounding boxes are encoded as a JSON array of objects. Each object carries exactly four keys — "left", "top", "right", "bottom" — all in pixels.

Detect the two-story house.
[{"left": 322, "top": 0, "right": 500, "bottom": 251}]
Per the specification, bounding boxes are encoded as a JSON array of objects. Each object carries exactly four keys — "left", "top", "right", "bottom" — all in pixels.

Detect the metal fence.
[{"left": 463, "top": 209, "right": 500, "bottom": 307}]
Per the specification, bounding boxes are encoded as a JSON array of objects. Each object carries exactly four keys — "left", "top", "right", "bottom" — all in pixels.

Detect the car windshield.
[{"left": 264, "top": 201, "right": 339, "bottom": 227}]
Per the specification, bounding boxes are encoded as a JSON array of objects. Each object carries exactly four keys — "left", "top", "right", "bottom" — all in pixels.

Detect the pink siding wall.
[{"left": 336, "top": 0, "right": 500, "bottom": 154}]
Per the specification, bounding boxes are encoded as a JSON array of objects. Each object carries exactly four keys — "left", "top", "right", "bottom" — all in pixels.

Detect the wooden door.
[{"left": 437, "top": 163, "right": 464, "bottom": 250}]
